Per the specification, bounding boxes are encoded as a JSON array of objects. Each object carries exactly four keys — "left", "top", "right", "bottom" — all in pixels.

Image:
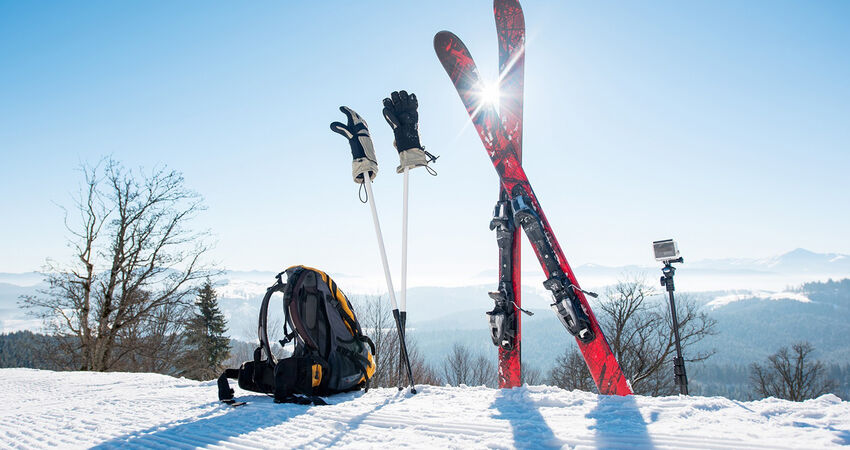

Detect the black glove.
[
  {"left": 383, "top": 90, "right": 437, "bottom": 173},
  {"left": 382, "top": 90, "right": 422, "bottom": 153}
]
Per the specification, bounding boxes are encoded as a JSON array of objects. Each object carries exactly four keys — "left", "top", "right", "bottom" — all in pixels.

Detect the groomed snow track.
[{"left": 1, "top": 369, "right": 848, "bottom": 449}]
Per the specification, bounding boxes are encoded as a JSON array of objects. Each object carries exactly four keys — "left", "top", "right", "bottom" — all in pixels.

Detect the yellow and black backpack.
[{"left": 218, "top": 266, "right": 376, "bottom": 405}]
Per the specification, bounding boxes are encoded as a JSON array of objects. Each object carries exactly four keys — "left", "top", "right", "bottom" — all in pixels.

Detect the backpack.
[{"left": 217, "top": 265, "right": 376, "bottom": 405}]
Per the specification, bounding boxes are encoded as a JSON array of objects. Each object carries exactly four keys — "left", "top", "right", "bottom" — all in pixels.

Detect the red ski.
[
  {"left": 491, "top": 0, "right": 525, "bottom": 389},
  {"left": 434, "top": 30, "right": 633, "bottom": 395}
]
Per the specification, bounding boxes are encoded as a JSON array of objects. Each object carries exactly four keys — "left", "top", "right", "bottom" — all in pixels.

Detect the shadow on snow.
[
  {"left": 587, "top": 394, "right": 654, "bottom": 449},
  {"left": 492, "top": 389, "right": 560, "bottom": 449},
  {"left": 92, "top": 389, "right": 405, "bottom": 449},
  {"left": 91, "top": 393, "right": 324, "bottom": 449}
]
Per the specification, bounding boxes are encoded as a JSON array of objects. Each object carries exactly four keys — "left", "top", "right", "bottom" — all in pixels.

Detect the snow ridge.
[{"left": 707, "top": 291, "right": 812, "bottom": 309}]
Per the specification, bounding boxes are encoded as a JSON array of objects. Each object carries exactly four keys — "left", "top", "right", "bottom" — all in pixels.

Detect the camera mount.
[{"left": 654, "top": 240, "right": 688, "bottom": 395}]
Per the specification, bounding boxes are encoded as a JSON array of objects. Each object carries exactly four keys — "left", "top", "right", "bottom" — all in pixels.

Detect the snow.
[
  {"left": 1, "top": 369, "right": 848, "bottom": 449},
  {"left": 0, "top": 318, "right": 41, "bottom": 333},
  {"left": 707, "top": 291, "right": 812, "bottom": 308},
  {"left": 217, "top": 280, "right": 269, "bottom": 300}
]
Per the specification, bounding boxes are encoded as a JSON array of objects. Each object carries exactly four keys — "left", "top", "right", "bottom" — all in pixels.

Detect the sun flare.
[{"left": 479, "top": 81, "right": 500, "bottom": 109}]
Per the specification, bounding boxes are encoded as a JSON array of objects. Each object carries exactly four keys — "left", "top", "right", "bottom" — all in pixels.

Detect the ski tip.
[
  {"left": 495, "top": 0, "right": 523, "bottom": 9},
  {"left": 494, "top": 0, "right": 526, "bottom": 31},
  {"left": 433, "top": 30, "right": 458, "bottom": 49}
]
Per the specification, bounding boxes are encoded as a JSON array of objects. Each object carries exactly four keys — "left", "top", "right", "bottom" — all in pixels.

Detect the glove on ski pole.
[
  {"left": 331, "top": 106, "right": 379, "bottom": 183},
  {"left": 382, "top": 90, "right": 437, "bottom": 173},
  {"left": 382, "top": 89, "right": 437, "bottom": 389}
]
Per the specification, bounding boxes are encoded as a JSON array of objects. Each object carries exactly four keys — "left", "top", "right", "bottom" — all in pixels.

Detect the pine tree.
[{"left": 180, "top": 281, "right": 230, "bottom": 380}]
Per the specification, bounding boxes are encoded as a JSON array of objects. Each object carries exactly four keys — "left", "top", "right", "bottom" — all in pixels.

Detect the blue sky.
[{"left": 1, "top": 1, "right": 848, "bottom": 285}]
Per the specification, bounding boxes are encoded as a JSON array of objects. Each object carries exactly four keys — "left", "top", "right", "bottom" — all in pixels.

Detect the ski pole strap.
[
  {"left": 358, "top": 182, "right": 368, "bottom": 203},
  {"left": 424, "top": 149, "right": 439, "bottom": 163},
  {"left": 395, "top": 147, "right": 439, "bottom": 174},
  {"left": 420, "top": 149, "right": 439, "bottom": 176}
]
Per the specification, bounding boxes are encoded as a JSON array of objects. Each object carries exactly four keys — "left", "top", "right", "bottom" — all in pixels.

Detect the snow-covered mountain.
[
  {"left": 476, "top": 248, "right": 850, "bottom": 292},
  {"left": 689, "top": 248, "right": 850, "bottom": 274},
  {"left": 4, "top": 249, "right": 849, "bottom": 371},
  {"left": 0, "top": 272, "right": 45, "bottom": 287},
  {"left": 1, "top": 368, "right": 847, "bottom": 448},
  {"left": 4, "top": 248, "right": 847, "bottom": 301}
]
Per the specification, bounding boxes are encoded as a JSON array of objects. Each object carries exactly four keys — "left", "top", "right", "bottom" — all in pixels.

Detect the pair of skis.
[{"left": 435, "top": 0, "right": 633, "bottom": 395}]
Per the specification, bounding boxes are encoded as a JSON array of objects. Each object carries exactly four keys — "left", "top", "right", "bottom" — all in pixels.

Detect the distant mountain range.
[
  {"left": 3, "top": 248, "right": 849, "bottom": 373},
  {"left": 0, "top": 272, "right": 45, "bottom": 287},
  {"left": 5, "top": 247, "right": 847, "bottom": 293},
  {"left": 409, "top": 278, "right": 850, "bottom": 373},
  {"left": 465, "top": 248, "right": 850, "bottom": 293},
  {"left": 686, "top": 248, "right": 850, "bottom": 273}
]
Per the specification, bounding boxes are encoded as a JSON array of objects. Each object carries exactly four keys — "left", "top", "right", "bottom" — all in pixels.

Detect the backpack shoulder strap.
[
  {"left": 282, "top": 266, "right": 324, "bottom": 352},
  {"left": 258, "top": 272, "right": 287, "bottom": 363}
]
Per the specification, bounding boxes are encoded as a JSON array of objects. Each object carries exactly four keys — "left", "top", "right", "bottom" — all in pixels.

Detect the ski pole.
[
  {"left": 361, "top": 173, "right": 416, "bottom": 393},
  {"left": 399, "top": 166, "right": 410, "bottom": 389},
  {"left": 382, "top": 90, "right": 438, "bottom": 389},
  {"left": 401, "top": 166, "right": 409, "bottom": 314},
  {"left": 363, "top": 173, "right": 397, "bottom": 312},
  {"left": 331, "top": 105, "right": 417, "bottom": 393}
]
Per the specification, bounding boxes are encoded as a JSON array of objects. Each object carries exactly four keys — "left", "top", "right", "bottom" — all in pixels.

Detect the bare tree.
[
  {"left": 545, "top": 276, "right": 716, "bottom": 395},
  {"left": 440, "top": 343, "right": 496, "bottom": 387},
  {"left": 355, "top": 294, "right": 399, "bottom": 386},
  {"left": 352, "top": 295, "right": 440, "bottom": 388},
  {"left": 223, "top": 339, "right": 258, "bottom": 369},
  {"left": 471, "top": 352, "right": 498, "bottom": 387},
  {"left": 548, "top": 347, "right": 595, "bottom": 392},
  {"left": 521, "top": 364, "right": 543, "bottom": 386},
  {"left": 407, "top": 341, "right": 443, "bottom": 387},
  {"left": 750, "top": 341, "right": 838, "bottom": 401},
  {"left": 21, "top": 159, "right": 217, "bottom": 372},
  {"left": 115, "top": 295, "right": 189, "bottom": 373},
  {"left": 594, "top": 276, "right": 716, "bottom": 395},
  {"left": 441, "top": 343, "right": 473, "bottom": 386}
]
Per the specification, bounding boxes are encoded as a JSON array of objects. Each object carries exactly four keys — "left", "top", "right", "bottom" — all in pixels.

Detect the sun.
[{"left": 479, "top": 81, "right": 500, "bottom": 109}]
